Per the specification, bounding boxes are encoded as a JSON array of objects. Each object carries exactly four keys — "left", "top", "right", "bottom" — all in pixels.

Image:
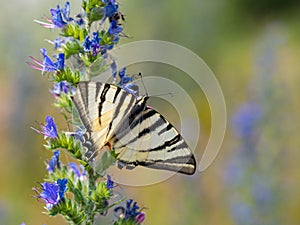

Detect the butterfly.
[{"left": 72, "top": 81, "right": 196, "bottom": 175}]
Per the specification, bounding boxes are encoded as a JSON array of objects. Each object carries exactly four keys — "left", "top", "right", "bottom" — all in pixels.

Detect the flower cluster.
[
  {"left": 27, "top": 1, "right": 145, "bottom": 225},
  {"left": 29, "top": 0, "right": 128, "bottom": 82}
]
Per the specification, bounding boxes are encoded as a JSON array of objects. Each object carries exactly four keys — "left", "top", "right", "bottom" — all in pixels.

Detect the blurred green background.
[{"left": 1, "top": 0, "right": 300, "bottom": 224}]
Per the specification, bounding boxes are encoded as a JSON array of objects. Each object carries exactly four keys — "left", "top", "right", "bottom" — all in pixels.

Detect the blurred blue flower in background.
[
  {"left": 231, "top": 102, "right": 263, "bottom": 139},
  {"left": 224, "top": 22, "right": 287, "bottom": 225}
]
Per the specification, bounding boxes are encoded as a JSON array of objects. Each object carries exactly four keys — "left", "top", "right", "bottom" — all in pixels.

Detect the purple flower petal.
[{"left": 42, "top": 116, "right": 58, "bottom": 139}]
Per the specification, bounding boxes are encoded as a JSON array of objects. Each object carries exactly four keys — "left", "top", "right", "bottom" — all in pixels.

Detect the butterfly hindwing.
[
  {"left": 72, "top": 81, "right": 196, "bottom": 175},
  {"left": 112, "top": 107, "right": 196, "bottom": 175}
]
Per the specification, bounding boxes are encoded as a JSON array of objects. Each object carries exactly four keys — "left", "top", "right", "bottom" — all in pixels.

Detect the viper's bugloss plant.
[{"left": 27, "top": 1, "right": 145, "bottom": 224}]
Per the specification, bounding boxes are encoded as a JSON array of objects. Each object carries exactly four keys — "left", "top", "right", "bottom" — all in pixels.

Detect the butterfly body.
[{"left": 72, "top": 81, "right": 196, "bottom": 175}]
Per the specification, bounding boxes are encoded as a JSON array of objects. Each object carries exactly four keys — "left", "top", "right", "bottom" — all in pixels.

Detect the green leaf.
[
  {"left": 100, "top": 32, "right": 114, "bottom": 46},
  {"left": 53, "top": 67, "right": 81, "bottom": 85},
  {"left": 45, "top": 133, "right": 83, "bottom": 161},
  {"left": 62, "top": 24, "right": 88, "bottom": 42},
  {"left": 64, "top": 41, "right": 83, "bottom": 59},
  {"left": 73, "top": 188, "right": 86, "bottom": 204},
  {"left": 53, "top": 93, "right": 74, "bottom": 114}
]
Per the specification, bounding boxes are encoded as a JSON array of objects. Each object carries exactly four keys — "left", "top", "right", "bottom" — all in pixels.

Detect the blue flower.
[
  {"left": 83, "top": 35, "right": 92, "bottom": 52},
  {"left": 106, "top": 175, "right": 114, "bottom": 189},
  {"left": 108, "top": 20, "right": 123, "bottom": 45},
  {"left": 68, "top": 162, "right": 87, "bottom": 178},
  {"left": 42, "top": 116, "right": 58, "bottom": 139},
  {"left": 51, "top": 81, "right": 76, "bottom": 97},
  {"left": 91, "top": 34, "right": 100, "bottom": 55},
  {"left": 83, "top": 32, "right": 103, "bottom": 56},
  {"left": 114, "top": 199, "right": 145, "bottom": 224},
  {"left": 102, "top": 0, "right": 119, "bottom": 20},
  {"left": 122, "top": 83, "right": 139, "bottom": 96},
  {"left": 61, "top": 2, "right": 73, "bottom": 22},
  {"left": 28, "top": 49, "right": 65, "bottom": 74},
  {"left": 57, "top": 178, "right": 68, "bottom": 200},
  {"left": 34, "top": 2, "right": 73, "bottom": 30},
  {"left": 108, "top": 20, "right": 123, "bottom": 36},
  {"left": 68, "top": 162, "right": 81, "bottom": 177},
  {"left": 125, "top": 199, "right": 141, "bottom": 219},
  {"left": 50, "top": 4, "right": 68, "bottom": 28},
  {"left": 99, "top": 44, "right": 114, "bottom": 57},
  {"left": 83, "top": 32, "right": 102, "bottom": 55},
  {"left": 70, "top": 128, "right": 85, "bottom": 143},
  {"left": 41, "top": 48, "right": 65, "bottom": 73},
  {"left": 47, "top": 150, "right": 60, "bottom": 173},
  {"left": 32, "top": 116, "right": 58, "bottom": 139},
  {"left": 118, "top": 68, "right": 131, "bottom": 83},
  {"left": 92, "top": 32, "right": 101, "bottom": 45},
  {"left": 52, "top": 37, "right": 64, "bottom": 49},
  {"left": 75, "top": 14, "right": 84, "bottom": 26},
  {"left": 35, "top": 179, "right": 68, "bottom": 209},
  {"left": 117, "top": 68, "right": 139, "bottom": 96}
]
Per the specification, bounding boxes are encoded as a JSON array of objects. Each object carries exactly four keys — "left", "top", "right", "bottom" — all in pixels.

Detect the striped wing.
[
  {"left": 73, "top": 81, "right": 196, "bottom": 175},
  {"left": 72, "top": 81, "right": 137, "bottom": 162},
  {"left": 111, "top": 107, "right": 196, "bottom": 175}
]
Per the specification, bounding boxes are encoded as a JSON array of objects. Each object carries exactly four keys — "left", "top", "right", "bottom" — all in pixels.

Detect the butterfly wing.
[
  {"left": 111, "top": 107, "right": 196, "bottom": 175},
  {"left": 73, "top": 81, "right": 196, "bottom": 175},
  {"left": 72, "top": 81, "right": 137, "bottom": 162}
]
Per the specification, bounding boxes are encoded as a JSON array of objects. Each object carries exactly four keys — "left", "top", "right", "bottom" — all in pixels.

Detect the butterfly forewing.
[
  {"left": 72, "top": 82, "right": 137, "bottom": 162},
  {"left": 72, "top": 81, "right": 196, "bottom": 175}
]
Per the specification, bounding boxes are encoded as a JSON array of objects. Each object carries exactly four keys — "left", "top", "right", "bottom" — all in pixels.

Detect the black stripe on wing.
[
  {"left": 109, "top": 96, "right": 149, "bottom": 143},
  {"left": 117, "top": 116, "right": 166, "bottom": 148},
  {"left": 105, "top": 90, "right": 135, "bottom": 140},
  {"left": 112, "top": 107, "right": 196, "bottom": 175},
  {"left": 73, "top": 81, "right": 141, "bottom": 163},
  {"left": 72, "top": 82, "right": 97, "bottom": 131},
  {"left": 98, "top": 83, "right": 110, "bottom": 126},
  {"left": 118, "top": 154, "right": 196, "bottom": 175}
]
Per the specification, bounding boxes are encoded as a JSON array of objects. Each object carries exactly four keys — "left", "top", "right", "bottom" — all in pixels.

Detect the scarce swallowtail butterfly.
[{"left": 72, "top": 81, "right": 196, "bottom": 175}]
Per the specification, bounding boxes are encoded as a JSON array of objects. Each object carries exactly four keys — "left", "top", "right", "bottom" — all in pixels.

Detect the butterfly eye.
[{"left": 114, "top": 206, "right": 125, "bottom": 219}]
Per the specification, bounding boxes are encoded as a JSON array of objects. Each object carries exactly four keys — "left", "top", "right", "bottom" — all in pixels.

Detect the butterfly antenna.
[
  {"left": 150, "top": 92, "right": 173, "bottom": 98},
  {"left": 137, "top": 72, "right": 148, "bottom": 96}
]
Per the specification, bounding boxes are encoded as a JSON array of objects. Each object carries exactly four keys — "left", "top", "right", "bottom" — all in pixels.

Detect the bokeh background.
[{"left": 1, "top": 0, "right": 300, "bottom": 224}]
